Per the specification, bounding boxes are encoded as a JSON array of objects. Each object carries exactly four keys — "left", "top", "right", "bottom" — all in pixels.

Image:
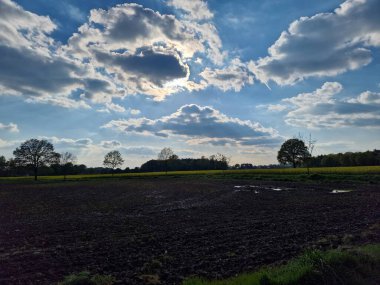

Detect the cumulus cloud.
[
  {"left": 63, "top": 2, "right": 227, "bottom": 100},
  {"left": 100, "top": 140, "right": 122, "bottom": 148},
  {"left": 258, "top": 104, "right": 288, "bottom": 112},
  {"left": 0, "top": 138, "right": 18, "bottom": 148},
  {"left": 0, "top": 0, "right": 116, "bottom": 109},
  {"left": 167, "top": 0, "right": 213, "bottom": 21},
  {"left": 41, "top": 136, "right": 93, "bottom": 148},
  {"left": 281, "top": 82, "right": 380, "bottom": 128},
  {"left": 102, "top": 104, "right": 281, "bottom": 146},
  {"left": 200, "top": 58, "right": 254, "bottom": 92},
  {"left": 130, "top": 109, "right": 141, "bottom": 115},
  {"left": 0, "top": 0, "right": 257, "bottom": 105},
  {"left": 0, "top": 0, "right": 56, "bottom": 53},
  {"left": 0, "top": 122, "right": 19, "bottom": 133},
  {"left": 250, "top": 0, "right": 380, "bottom": 85}
]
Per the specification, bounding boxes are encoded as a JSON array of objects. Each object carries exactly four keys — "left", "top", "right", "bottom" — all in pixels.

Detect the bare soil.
[{"left": 0, "top": 178, "right": 379, "bottom": 284}]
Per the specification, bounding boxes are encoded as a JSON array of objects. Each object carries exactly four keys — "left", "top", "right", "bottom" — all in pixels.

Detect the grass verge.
[{"left": 183, "top": 244, "right": 380, "bottom": 285}]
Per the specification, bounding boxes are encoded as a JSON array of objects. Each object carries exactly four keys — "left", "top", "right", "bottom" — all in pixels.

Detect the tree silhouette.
[
  {"left": 0, "top": 155, "right": 6, "bottom": 175},
  {"left": 277, "top": 138, "right": 310, "bottom": 168},
  {"left": 13, "top": 139, "right": 60, "bottom": 180},
  {"left": 157, "top": 147, "right": 177, "bottom": 173},
  {"left": 103, "top": 150, "right": 124, "bottom": 176},
  {"left": 60, "top": 152, "right": 77, "bottom": 180}
]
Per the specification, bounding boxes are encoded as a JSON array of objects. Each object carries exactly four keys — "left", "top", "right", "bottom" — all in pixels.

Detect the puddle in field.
[
  {"left": 233, "top": 185, "right": 291, "bottom": 193},
  {"left": 271, "top": 188, "right": 283, "bottom": 191},
  {"left": 331, "top": 189, "right": 353, "bottom": 194},
  {"left": 234, "top": 185, "right": 259, "bottom": 193}
]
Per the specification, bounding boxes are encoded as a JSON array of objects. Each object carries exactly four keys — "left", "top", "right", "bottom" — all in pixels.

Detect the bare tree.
[
  {"left": 103, "top": 150, "right": 124, "bottom": 176},
  {"left": 209, "top": 153, "right": 230, "bottom": 170},
  {"left": 157, "top": 147, "right": 177, "bottom": 173},
  {"left": 60, "top": 152, "right": 77, "bottom": 180},
  {"left": 305, "top": 134, "right": 317, "bottom": 174},
  {"left": 13, "top": 139, "right": 60, "bottom": 180},
  {"left": 157, "top": 147, "right": 174, "bottom": 160}
]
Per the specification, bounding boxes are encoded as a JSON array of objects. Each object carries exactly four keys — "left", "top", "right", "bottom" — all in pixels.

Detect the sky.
[{"left": 0, "top": 0, "right": 379, "bottom": 168}]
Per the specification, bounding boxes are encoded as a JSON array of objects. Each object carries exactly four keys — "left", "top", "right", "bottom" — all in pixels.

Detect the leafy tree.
[
  {"left": 60, "top": 152, "right": 77, "bottom": 180},
  {"left": 13, "top": 139, "right": 60, "bottom": 180},
  {"left": 103, "top": 150, "right": 124, "bottom": 175},
  {"left": 277, "top": 138, "right": 310, "bottom": 168}
]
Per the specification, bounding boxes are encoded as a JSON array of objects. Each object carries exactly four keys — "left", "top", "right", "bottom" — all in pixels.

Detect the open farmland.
[{"left": 0, "top": 177, "right": 379, "bottom": 284}]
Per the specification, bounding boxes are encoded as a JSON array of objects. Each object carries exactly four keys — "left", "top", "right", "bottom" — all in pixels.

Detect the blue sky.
[{"left": 0, "top": 0, "right": 379, "bottom": 167}]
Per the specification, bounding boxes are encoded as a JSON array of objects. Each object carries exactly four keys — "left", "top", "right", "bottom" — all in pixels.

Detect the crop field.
[
  {"left": 0, "top": 177, "right": 379, "bottom": 284},
  {"left": 1, "top": 165, "right": 380, "bottom": 182}
]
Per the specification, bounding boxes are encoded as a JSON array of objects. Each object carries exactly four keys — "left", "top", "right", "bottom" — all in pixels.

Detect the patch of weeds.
[
  {"left": 315, "top": 234, "right": 341, "bottom": 249},
  {"left": 58, "top": 271, "right": 115, "bottom": 285},
  {"left": 183, "top": 244, "right": 380, "bottom": 285},
  {"left": 341, "top": 234, "right": 355, "bottom": 245},
  {"left": 142, "top": 259, "right": 163, "bottom": 273},
  {"left": 226, "top": 251, "right": 237, "bottom": 257},
  {"left": 308, "top": 173, "right": 324, "bottom": 180},
  {"left": 139, "top": 274, "right": 161, "bottom": 284},
  {"left": 361, "top": 222, "right": 380, "bottom": 240}
]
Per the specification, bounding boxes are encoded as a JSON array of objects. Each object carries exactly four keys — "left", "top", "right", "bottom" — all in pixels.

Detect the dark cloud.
[
  {"left": 101, "top": 4, "right": 184, "bottom": 42},
  {"left": 0, "top": 45, "right": 80, "bottom": 96},
  {"left": 94, "top": 48, "right": 189, "bottom": 86}
]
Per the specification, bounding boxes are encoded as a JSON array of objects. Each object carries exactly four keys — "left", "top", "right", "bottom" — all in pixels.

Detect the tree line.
[
  {"left": 0, "top": 139, "right": 230, "bottom": 180},
  {"left": 309, "top": 150, "right": 380, "bottom": 167},
  {"left": 0, "top": 138, "right": 379, "bottom": 180}
]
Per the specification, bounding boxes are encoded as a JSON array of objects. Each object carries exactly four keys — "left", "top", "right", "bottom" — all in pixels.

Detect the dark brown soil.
[{"left": 0, "top": 178, "right": 379, "bottom": 284}]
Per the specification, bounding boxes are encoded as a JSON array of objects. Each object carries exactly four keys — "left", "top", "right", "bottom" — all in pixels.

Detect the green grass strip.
[
  {"left": 183, "top": 244, "right": 380, "bottom": 285},
  {"left": 1, "top": 166, "right": 380, "bottom": 182}
]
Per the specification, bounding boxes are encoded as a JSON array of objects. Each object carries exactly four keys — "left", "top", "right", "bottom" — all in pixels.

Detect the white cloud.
[
  {"left": 167, "top": 0, "right": 213, "bottom": 21},
  {"left": 200, "top": 58, "right": 254, "bottom": 92},
  {"left": 105, "top": 102, "right": 126, "bottom": 113},
  {"left": 41, "top": 136, "right": 93, "bottom": 148},
  {"left": 0, "top": 138, "right": 18, "bottom": 148},
  {"left": 25, "top": 95, "right": 91, "bottom": 109},
  {"left": 266, "top": 104, "right": 288, "bottom": 112},
  {"left": 102, "top": 104, "right": 282, "bottom": 146},
  {"left": 250, "top": 0, "right": 380, "bottom": 85},
  {"left": 282, "top": 82, "right": 380, "bottom": 128},
  {"left": 349, "top": 91, "right": 380, "bottom": 104},
  {"left": 0, "top": 122, "right": 19, "bottom": 133},
  {"left": 130, "top": 109, "right": 141, "bottom": 115},
  {"left": 283, "top": 82, "right": 343, "bottom": 106},
  {"left": 0, "top": 0, "right": 56, "bottom": 53}
]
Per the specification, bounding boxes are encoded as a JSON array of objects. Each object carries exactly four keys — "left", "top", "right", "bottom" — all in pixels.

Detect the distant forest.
[
  {"left": 309, "top": 150, "right": 380, "bottom": 167},
  {"left": 0, "top": 149, "right": 379, "bottom": 177}
]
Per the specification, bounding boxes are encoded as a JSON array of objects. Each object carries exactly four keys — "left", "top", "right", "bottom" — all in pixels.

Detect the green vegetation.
[
  {"left": 58, "top": 271, "right": 115, "bottom": 285},
  {"left": 1, "top": 165, "right": 379, "bottom": 183},
  {"left": 184, "top": 244, "right": 380, "bottom": 285}
]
